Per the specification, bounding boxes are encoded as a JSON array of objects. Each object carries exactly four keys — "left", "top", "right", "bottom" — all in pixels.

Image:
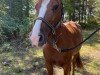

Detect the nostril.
[
  {"left": 38, "top": 33, "right": 45, "bottom": 46},
  {"left": 39, "top": 34, "right": 44, "bottom": 43}
]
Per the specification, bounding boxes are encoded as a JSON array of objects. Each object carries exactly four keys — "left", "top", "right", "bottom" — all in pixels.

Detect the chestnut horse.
[{"left": 30, "top": 0, "right": 83, "bottom": 75}]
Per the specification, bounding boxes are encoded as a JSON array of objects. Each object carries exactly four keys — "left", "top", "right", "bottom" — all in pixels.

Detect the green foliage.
[
  {"left": 0, "top": 15, "right": 32, "bottom": 41},
  {"left": 94, "top": 0, "right": 100, "bottom": 24},
  {"left": 62, "top": 0, "right": 100, "bottom": 29},
  {"left": 62, "top": 0, "right": 74, "bottom": 20},
  {"left": 0, "top": 0, "right": 36, "bottom": 42},
  {"left": 0, "top": 0, "right": 8, "bottom": 16},
  {"left": 0, "top": 0, "right": 100, "bottom": 42},
  {"left": 81, "top": 16, "right": 100, "bottom": 29},
  {"left": 0, "top": 43, "right": 14, "bottom": 53}
]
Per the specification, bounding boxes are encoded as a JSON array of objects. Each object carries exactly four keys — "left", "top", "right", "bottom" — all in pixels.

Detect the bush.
[
  {"left": 0, "top": 15, "right": 32, "bottom": 42},
  {"left": 81, "top": 16, "right": 100, "bottom": 29}
]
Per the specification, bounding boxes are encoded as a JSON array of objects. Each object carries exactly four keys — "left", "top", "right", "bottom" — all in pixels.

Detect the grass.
[{"left": 0, "top": 30, "right": 100, "bottom": 75}]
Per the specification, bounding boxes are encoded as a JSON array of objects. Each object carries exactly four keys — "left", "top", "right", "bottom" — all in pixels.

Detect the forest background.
[{"left": 0, "top": 0, "right": 100, "bottom": 75}]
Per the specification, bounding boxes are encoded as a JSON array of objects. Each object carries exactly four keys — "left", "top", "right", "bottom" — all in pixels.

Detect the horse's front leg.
[
  {"left": 63, "top": 64, "right": 71, "bottom": 75},
  {"left": 63, "top": 57, "right": 72, "bottom": 75},
  {"left": 45, "top": 62, "right": 53, "bottom": 75}
]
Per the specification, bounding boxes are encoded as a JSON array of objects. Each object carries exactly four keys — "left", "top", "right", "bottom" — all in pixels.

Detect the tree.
[
  {"left": 62, "top": 0, "right": 99, "bottom": 25},
  {"left": 93, "top": 0, "right": 100, "bottom": 24},
  {"left": 8, "top": 0, "right": 23, "bottom": 19},
  {"left": 8, "top": 0, "right": 31, "bottom": 20}
]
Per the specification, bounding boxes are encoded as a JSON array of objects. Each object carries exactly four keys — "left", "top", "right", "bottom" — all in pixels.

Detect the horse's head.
[{"left": 30, "top": 0, "right": 63, "bottom": 47}]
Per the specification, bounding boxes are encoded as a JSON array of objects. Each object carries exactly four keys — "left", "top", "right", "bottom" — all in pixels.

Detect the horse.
[{"left": 30, "top": 0, "right": 83, "bottom": 75}]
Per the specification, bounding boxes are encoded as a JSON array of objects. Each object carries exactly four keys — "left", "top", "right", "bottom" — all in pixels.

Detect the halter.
[
  {"left": 34, "top": 17, "right": 56, "bottom": 35},
  {"left": 34, "top": 0, "right": 64, "bottom": 35}
]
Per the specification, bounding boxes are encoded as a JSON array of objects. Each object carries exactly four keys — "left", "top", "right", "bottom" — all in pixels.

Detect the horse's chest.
[{"left": 44, "top": 51, "right": 66, "bottom": 66}]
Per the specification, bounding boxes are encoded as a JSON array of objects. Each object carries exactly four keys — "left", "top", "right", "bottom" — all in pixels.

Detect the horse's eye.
[{"left": 52, "top": 5, "right": 59, "bottom": 11}]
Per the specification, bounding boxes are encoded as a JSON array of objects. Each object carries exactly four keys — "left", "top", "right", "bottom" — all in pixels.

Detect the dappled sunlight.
[
  {"left": 80, "top": 45, "right": 97, "bottom": 55},
  {"left": 0, "top": 30, "right": 99, "bottom": 75},
  {"left": 79, "top": 31, "right": 100, "bottom": 75}
]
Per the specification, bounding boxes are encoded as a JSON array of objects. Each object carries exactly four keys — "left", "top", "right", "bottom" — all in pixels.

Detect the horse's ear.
[{"left": 35, "top": 0, "right": 42, "bottom": 12}]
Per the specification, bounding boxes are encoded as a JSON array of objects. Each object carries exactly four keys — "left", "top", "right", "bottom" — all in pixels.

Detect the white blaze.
[{"left": 30, "top": 0, "right": 50, "bottom": 46}]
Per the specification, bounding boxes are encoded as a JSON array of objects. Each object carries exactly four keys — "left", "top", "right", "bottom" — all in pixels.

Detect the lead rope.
[{"left": 59, "top": 27, "right": 100, "bottom": 52}]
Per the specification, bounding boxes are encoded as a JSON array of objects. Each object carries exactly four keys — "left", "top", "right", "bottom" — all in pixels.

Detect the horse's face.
[{"left": 30, "top": 0, "right": 63, "bottom": 47}]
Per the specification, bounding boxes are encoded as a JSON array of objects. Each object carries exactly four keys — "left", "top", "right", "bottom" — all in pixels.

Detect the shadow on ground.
[{"left": 0, "top": 30, "right": 100, "bottom": 75}]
